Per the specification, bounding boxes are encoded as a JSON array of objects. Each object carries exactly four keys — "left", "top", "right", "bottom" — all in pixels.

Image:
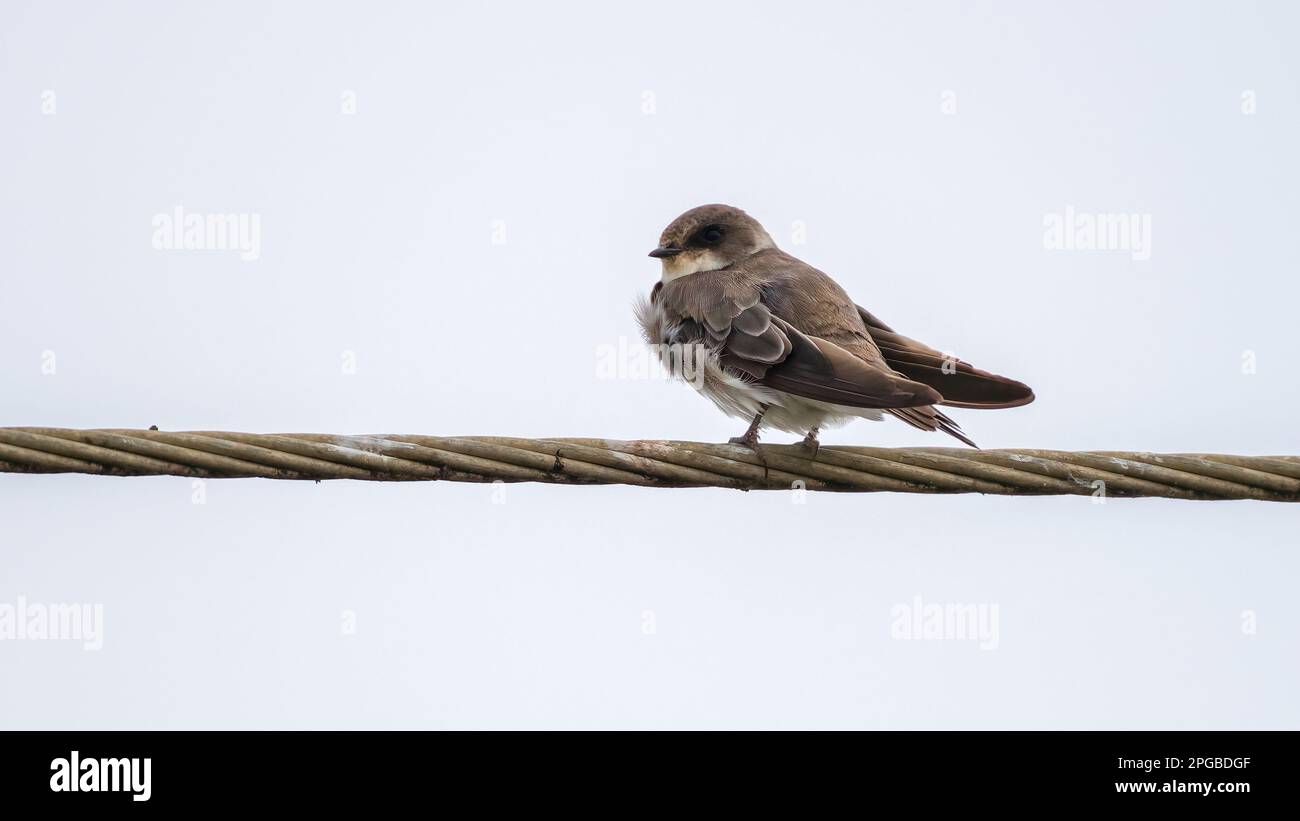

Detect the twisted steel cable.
[{"left": 0, "top": 427, "right": 1298, "bottom": 501}]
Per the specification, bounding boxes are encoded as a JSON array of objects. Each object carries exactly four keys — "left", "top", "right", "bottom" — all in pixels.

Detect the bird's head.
[{"left": 649, "top": 204, "right": 775, "bottom": 280}]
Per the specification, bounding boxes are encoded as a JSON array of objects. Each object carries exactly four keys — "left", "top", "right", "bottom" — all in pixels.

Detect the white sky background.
[{"left": 1, "top": 0, "right": 1297, "bottom": 728}]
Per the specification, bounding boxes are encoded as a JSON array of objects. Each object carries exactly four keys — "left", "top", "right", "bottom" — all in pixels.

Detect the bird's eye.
[{"left": 701, "top": 226, "right": 724, "bottom": 244}]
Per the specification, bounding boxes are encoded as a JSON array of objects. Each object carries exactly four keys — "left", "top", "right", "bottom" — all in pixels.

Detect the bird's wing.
[
  {"left": 856, "top": 305, "right": 1035, "bottom": 409},
  {"left": 758, "top": 314, "right": 944, "bottom": 408},
  {"left": 659, "top": 274, "right": 942, "bottom": 409}
]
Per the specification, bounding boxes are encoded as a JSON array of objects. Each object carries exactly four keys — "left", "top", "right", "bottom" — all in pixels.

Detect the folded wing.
[
  {"left": 713, "top": 299, "right": 942, "bottom": 410},
  {"left": 657, "top": 274, "right": 949, "bottom": 411},
  {"left": 857, "top": 306, "right": 1034, "bottom": 409}
]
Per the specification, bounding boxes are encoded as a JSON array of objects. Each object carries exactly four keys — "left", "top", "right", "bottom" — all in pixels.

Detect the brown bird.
[{"left": 635, "top": 204, "right": 1033, "bottom": 451}]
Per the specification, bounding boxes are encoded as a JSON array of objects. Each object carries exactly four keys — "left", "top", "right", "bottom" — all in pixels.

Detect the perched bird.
[{"left": 635, "top": 204, "right": 1033, "bottom": 451}]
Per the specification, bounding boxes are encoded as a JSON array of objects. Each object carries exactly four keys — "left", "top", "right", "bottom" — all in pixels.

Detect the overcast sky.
[{"left": 2, "top": 0, "right": 1297, "bottom": 728}]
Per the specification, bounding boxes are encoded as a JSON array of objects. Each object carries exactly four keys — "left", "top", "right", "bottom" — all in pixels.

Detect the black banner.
[{"left": 0, "top": 730, "right": 1285, "bottom": 808}]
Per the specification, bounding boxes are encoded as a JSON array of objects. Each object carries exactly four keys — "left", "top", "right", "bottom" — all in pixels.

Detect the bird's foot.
[
  {"left": 728, "top": 432, "right": 761, "bottom": 451},
  {"left": 729, "top": 429, "right": 768, "bottom": 476},
  {"left": 799, "top": 430, "right": 820, "bottom": 458},
  {"left": 728, "top": 408, "right": 767, "bottom": 451}
]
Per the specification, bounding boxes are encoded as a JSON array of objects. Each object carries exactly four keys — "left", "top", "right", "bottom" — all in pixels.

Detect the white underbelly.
[{"left": 697, "top": 372, "right": 882, "bottom": 433}]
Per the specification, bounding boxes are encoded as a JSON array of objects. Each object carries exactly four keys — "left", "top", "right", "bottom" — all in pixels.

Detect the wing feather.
[
  {"left": 857, "top": 306, "right": 1034, "bottom": 409},
  {"left": 659, "top": 272, "right": 946, "bottom": 410},
  {"left": 758, "top": 318, "right": 943, "bottom": 409}
]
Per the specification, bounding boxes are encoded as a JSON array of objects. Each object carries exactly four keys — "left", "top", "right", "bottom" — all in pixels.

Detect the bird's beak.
[{"left": 648, "top": 246, "right": 684, "bottom": 258}]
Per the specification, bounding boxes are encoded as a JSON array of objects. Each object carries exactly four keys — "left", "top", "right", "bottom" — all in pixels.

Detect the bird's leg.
[
  {"left": 800, "top": 426, "right": 820, "bottom": 458},
  {"left": 728, "top": 406, "right": 767, "bottom": 450}
]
